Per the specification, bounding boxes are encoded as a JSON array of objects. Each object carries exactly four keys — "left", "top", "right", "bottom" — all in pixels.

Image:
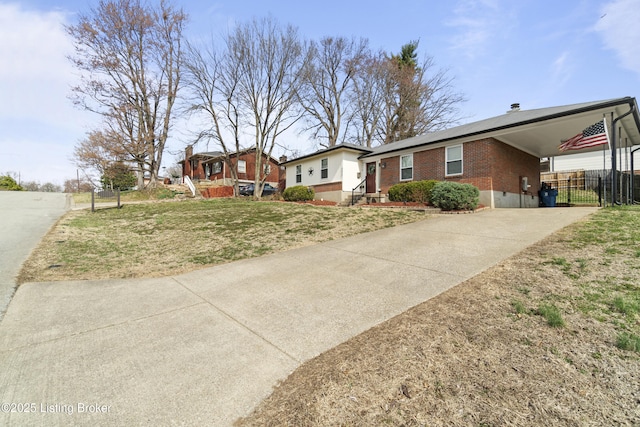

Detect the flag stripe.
[{"left": 559, "top": 120, "right": 609, "bottom": 151}]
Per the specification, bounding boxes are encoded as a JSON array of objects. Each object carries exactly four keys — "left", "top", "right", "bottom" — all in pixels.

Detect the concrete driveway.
[
  {"left": 0, "top": 192, "right": 69, "bottom": 321},
  {"left": 0, "top": 207, "right": 598, "bottom": 426}
]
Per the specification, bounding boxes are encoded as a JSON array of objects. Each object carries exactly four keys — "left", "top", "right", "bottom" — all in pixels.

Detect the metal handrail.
[{"left": 351, "top": 178, "right": 367, "bottom": 206}]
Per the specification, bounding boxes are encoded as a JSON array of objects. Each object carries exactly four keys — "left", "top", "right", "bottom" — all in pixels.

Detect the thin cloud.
[
  {"left": 446, "top": 0, "right": 512, "bottom": 60},
  {"left": 550, "top": 51, "right": 573, "bottom": 87},
  {"left": 595, "top": 0, "right": 640, "bottom": 76}
]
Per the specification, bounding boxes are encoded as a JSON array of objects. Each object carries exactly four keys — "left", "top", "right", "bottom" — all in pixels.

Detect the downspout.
[
  {"left": 632, "top": 146, "right": 640, "bottom": 204},
  {"left": 611, "top": 103, "right": 636, "bottom": 205}
]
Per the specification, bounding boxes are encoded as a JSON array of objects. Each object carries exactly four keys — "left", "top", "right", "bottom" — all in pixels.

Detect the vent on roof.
[{"left": 508, "top": 103, "right": 521, "bottom": 112}]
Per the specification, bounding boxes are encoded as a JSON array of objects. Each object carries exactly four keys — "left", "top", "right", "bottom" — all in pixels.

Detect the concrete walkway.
[{"left": 0, "top": 207, "right": 598, "bottom": 426}]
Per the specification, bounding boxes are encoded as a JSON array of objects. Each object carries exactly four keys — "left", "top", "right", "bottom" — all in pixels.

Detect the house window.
[
  {"left": 237, "top": 160, "right": 246, "bottom": 174},
  {"left": 205, "top": 164, "right": 211, "bottom": 177},
  {"left": 264, "top": 164, "right": 271, "bottom": 175},
  {"left": 212, "top": 161, "right": 222, "bottom": 174},
  {"left": 321, "top": 158, "right": 328, "bottom": 179},
  {"left": 400, "top": 154, "right": 413, "bottom": 180},
  {"left": 446, "top": 145, "right": 463, "bottom": 176},
  {"left": 296, "top": 165, "right": 302, "bottom": 183}
]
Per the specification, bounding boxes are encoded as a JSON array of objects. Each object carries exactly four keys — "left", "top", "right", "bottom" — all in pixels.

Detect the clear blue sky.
[{"left": 1, "top": 0, "right": 639, "bottom": 186}]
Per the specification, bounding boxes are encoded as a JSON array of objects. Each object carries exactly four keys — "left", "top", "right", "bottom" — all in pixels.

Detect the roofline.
[
  {"left": 282, "top": 144, "right": 373, "bottom": 165},
  {"left": 183, "top": 147, "right": 279, "bottom": 163},
  {"left": 361, "top": 97, "right": 640, "bottom": 158}
]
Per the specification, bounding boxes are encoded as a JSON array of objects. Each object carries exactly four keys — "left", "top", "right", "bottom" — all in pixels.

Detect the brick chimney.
[{"left": 184, "top": 145, "right": 194, "bottom": 177}]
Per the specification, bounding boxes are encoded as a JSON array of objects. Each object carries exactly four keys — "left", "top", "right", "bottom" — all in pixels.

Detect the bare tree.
[
  {"left": 383, "top": 43, "right": 465, "bottom": 143},
  {"left": 73, "top": 130, "right": 126, "bottom": 185},
  {"left": 64, "top": 177, "right": 93, "bottom": 193},
  {"left": 227, "top": 17, "right": 307, "bottom": 198},
  {"left": 67, "top": 0, "right": 187, "bottom": 189},
  {"left": 349, "top": 42, "right": 465, "bottom": 146},
  {"left": 349, "top": 50, "right": 387, "bottom": 147},
  {"left": 183, "top": 39, "right": 244, "bottom": 195},
  {"left": 297, "top": 36, "right": 368, "bottom": 147}
]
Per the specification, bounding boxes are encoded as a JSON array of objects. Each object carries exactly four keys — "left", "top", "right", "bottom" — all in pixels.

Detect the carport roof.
[{"left": 361, "top": 97, "right": 640, "bottom": 159}]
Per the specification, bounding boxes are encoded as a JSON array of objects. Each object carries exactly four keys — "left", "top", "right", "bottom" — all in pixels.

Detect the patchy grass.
[
  {"left": 536, "top": 303, "right": 565, "bottom": 327},
  {"left": 237, "top": 206, "right": 640, "bottom": 426},
  {"left": 18, "top": 199, "right": 427, "bottom": 283},
  {"left": 616, "top": 333, "right": 640, "bottom": 353}
]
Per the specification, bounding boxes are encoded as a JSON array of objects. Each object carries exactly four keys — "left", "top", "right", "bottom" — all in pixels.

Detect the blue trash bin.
[{"left": 539, "top": 189, "right": 557, "bottom": 207}]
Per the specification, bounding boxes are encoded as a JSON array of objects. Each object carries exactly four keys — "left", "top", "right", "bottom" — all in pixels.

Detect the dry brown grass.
[
  {"left": 236, "top": 207, "right": 640, "bottom": 426},
  {"left": 17, "top": 198, "right": 427, "bottom": 283}
]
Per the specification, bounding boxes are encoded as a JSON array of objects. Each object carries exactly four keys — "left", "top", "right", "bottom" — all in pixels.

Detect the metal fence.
[{"left": 541, "top": 169, "right": 640, "bottom": 207}]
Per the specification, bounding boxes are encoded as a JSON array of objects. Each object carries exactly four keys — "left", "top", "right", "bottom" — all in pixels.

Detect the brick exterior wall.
[
  {"left": 183, "top": 150, "right": 280, "bottom": 184},
  {"left": 312, "top": 182, "right": 343, "bottom": 193},
  {"left": 379, "top": 138, "right": 540, "bottom": 196},
  {"left": 380, "top": 155, "right": 400, "bottom": 192},
  {"left": 201, "top": 186, "right": 234, "bottom": 198},
  {"left": 486, "top": 139, "right": 540, "bottom": 195}
]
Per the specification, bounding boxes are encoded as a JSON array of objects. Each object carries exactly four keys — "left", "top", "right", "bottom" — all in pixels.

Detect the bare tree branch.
[
  {"left": 67, "top": 0, "right": 187, "bottom": 188},
  {"left": 298, "top": 36, "right": 368, "bottom": 147},
  {"left": 227, "top": 17, "right": 307, "bottom": 198}
]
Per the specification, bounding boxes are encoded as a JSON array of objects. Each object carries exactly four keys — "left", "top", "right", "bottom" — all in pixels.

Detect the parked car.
[{"left": 239, "top": 183, "right": 278, "bottom": 196}]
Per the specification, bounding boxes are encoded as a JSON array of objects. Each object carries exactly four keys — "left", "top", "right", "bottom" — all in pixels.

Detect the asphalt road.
[{"left": 0, "top": 192, "right": 69, "bottom": 322}]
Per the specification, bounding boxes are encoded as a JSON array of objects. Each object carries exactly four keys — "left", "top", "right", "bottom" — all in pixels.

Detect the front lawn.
[{"left": 18, "top": 199, "right": 427, "bottom": 283}]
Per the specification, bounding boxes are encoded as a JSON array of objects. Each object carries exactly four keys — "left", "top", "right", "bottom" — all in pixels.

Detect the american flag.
[{"left": 559, "top": 119, "right": 609, "bottom": 151}]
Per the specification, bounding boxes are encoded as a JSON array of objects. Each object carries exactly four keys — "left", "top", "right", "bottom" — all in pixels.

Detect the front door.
[{"left": 366, "top": 162, "right": 376, "bottom": 193}]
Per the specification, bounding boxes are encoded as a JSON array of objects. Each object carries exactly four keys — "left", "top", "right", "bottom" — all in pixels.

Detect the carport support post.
[
  {"left": 611, "top": 113, "right": 617, "bottom": 205},
  {"left": 611, "top": 104, "right": 637, "bottom": 205},
  {"left": 632, "top": 147, "right": 639, "bottom": 203}
]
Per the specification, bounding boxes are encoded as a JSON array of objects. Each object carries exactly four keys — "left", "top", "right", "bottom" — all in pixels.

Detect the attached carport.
[
  {"left": 477, "top": 97, "right": 640, "bottom": 205},
  {"left": 363, "top": 96, "right": 640, "bottom": 208}
]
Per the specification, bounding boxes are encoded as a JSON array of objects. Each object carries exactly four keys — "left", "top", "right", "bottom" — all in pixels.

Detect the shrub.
[
  {"left": 388, "top": 180, "right": 439, "bottom": 203},
  {"left": 0, "top": 175, "right": 24, "bottom": 191},
  {"left": 283, "top": 185, "right": 314, "bottom": 202},
  {"left": 430, "top": 181, "right": 479, "bottom": 211}
]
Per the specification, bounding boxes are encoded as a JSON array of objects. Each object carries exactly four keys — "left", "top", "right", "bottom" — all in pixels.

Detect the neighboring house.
[
  {"left": 283, "top": 97, "right": 640, "bottom": 208},
  {"left": 282, "top": 143, "right": 373, "bottom": 203},
  {"left": 182, "top": 146, "right": 281, "bottom": 187}
]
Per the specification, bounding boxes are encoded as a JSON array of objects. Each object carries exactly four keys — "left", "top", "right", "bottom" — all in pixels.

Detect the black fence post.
[
  {"left": 91, "top": 190, "right": 95, "bottom": 212},
  {"left": 596, "top": 177, "right": 601, "bottom": 207},
  {"left": 567, "top": 177, "right": 571, "bottom": 206}
]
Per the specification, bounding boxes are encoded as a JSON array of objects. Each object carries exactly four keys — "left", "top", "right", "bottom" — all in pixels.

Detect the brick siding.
[
  {"left": 184, "top": 150, "right": 280, "bottom": 184},
  {"left": 379, "top": 138, "right": 540, "bottom": 195},
  {"left": 312, "top": 181, "right": 343, "bottom": 193}
]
